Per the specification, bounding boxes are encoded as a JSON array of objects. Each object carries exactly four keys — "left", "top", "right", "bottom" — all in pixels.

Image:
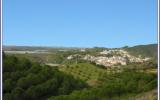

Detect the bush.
[{"left": 3, "top": 55, "right": 87, "bottom": 100}]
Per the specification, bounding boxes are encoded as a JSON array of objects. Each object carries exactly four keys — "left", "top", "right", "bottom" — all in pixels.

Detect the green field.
[{"left": 59, "top": 63, "right": 123, "bottom": 86}]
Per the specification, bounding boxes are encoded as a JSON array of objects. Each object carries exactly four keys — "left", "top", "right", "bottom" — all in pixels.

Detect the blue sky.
[{"left": 3, "top": 0, "right": 157, "bottom": 48}]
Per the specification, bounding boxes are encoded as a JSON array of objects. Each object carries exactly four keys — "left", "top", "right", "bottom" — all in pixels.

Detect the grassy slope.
[
  {"left": 47, "top": 71, "right": 157, "bottom": 100},
  {"left": 58, "top": 63, "right": 122, "bottom": 86},
  {"left": 129, "top": 89, "right": 157, "bottom": 100},
  {"left": 124, "top": 44, "right": 157, "bottom": 59}
]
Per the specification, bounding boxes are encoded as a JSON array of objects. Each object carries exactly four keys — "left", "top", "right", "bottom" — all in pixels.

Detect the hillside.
[
  {"left": 58, "top": 63, "right": 116, "bottom": 86},
  {"left": 130, "top": 89, "right": 157, "bottom": 100},
  {"left": 48, "top": 71, "right": 157, "bottom": 100},
  {"left": 3, "top": 44, "right": 157, "bottom": 65},
  {"left": 3, "top": 55, "right": 87, "bottom": 100},
  {"left": 3, "top": 43, "right": 157, "bottom": 100},
  {"left": 124, "top": 44, "right": 157, "bottom": 59}
]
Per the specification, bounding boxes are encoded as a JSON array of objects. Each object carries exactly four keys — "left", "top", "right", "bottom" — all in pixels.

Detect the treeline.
[
  {"left": 48, "top": 71, "right": 157, "bottom": 100},
  {"left": 3, "top": 55, "right": 87, "bottom": 100}
]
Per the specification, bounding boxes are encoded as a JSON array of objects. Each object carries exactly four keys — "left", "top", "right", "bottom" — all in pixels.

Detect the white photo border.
[
  {"left": 0, "top": 0, "right": 2, "bottom": 99},
  {"left": 0, "top": 0, "right": 159, "bottom": 100}
]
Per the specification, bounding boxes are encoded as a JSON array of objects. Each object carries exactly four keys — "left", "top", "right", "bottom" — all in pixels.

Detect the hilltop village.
[{"left": 67, "top": 49, "right": 150, "bottom": 67}]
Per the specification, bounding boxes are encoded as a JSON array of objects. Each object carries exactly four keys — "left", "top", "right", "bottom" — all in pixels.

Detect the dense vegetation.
[
  {"left": 59, "top": 60, "right": 157, "bottom": 85},
  {"left": 59, "top": 63, "right": 124, "bottom": 86},
  {"left": 3, "top": 44, "right": 158, "bottom": 100},
  {"left": 3, "top": 55, "right": 87, "bottom": 100},
  {"left": 48, "top": 71, "right": 157, "bottom": 100},
  {"left": 3, "top": 55, "right": 157, "bottom": 100}
]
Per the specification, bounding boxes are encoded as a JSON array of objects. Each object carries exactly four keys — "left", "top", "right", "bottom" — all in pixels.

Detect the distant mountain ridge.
[
  {"left": 3, "top": 44, "right": 157, "bottom": 59},
  {"left": 3, "top": 45, "right": 83, "bottom": 51}
]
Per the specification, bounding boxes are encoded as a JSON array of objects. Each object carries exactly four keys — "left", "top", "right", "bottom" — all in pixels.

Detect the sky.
[{"left": 3, "top": 0, "right": 157, "bottom": 48}]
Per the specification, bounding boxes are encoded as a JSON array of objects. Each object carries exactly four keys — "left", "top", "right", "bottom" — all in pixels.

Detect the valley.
[{"left": 3, "top": 44, "right": 158, "bottom": 100}]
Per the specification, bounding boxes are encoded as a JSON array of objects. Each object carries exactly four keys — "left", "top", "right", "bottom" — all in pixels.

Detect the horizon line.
[{"left": 2, "top": 43, "right": 157, "bottom": 49}]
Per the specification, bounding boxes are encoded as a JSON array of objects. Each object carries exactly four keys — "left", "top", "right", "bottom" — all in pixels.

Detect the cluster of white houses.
[
  {"left": 84, "top": 55, "right": 127, "bottom": 66},
  {"left": 67, "top": 49, "right": 150, "bottom": 67}
]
